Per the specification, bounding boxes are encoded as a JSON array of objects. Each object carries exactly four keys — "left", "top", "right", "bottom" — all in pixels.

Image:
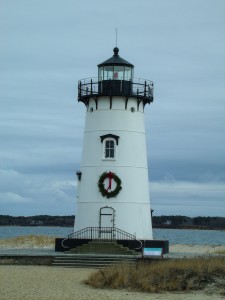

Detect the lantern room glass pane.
[
  {"left": 113, "top": 66, "right": 124, "bottom": 80},
  {"left": 104, "top": 66, "right": 113, "bottom": 80},
  {"left": 124, "top": 67, "right": 132, "bottom": 81},
  {"left": 98, "top": 67, "right": 104, "bottom": 81},
  {"left": 98, "top": 65, "right": 133, "bottom": 81}
]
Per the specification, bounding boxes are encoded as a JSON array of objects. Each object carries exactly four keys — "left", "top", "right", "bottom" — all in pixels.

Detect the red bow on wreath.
[{"left": 106, "top": 172, "right": 114, "bottom": 191}]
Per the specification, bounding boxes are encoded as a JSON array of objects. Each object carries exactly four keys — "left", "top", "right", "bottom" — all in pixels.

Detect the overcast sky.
[{"left": 0, "top": 0, "right": 225, "bottom": 217}]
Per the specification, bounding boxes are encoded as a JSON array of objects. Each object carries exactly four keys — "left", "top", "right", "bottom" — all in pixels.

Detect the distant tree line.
[
  {"left": 152, "top": 215, "right": 225, "bottom": 229},
  {"left": 0, "top": 215, "right": 224, "bottom": 229},
  {"left": 0, "top": 215, "right": 74, "bottom": 227}
]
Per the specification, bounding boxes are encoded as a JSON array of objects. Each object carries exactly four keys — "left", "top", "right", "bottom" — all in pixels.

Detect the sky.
[{"left": 0, "top": 0, "right": 225, "bottom": 217}]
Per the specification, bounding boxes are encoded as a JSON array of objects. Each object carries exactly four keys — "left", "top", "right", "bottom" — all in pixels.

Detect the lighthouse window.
[
  {"left": 105, "top": 140, "right": 115, "bottom": 158},
  {"left": 100, "top": 134, "right": 119, "bottom": 160}
]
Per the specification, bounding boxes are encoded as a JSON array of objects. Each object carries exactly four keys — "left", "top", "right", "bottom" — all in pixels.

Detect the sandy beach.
[
  {"left": 170, "top": 244, "right": 225, "bottom": 254},
  {"left": 0, "top": 265, "right": 224, "bottom": 300},
  {"left": 0, "top": 237, "right": 225, "bottom": 299},
  {"left": 1, "top": 235, "right": 225, "bottom": 255}
]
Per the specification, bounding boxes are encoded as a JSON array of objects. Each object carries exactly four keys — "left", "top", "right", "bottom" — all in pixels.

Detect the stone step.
[
  {"left": 52, "top": 262, "right": 136, "bottom": 268},
  {"left": 78, "top": 246, "right": 131, "bottom": 251},
  {"left": 52, "top": 261, "right": 136, "bottom": 268},
  {"left": 71, "top": 250, "right": 134, "bottom": 254},
  {"left": 53, "top": 240, "right": 139, "bottom": 267},
  {"left": 53, "top": 255, "right": 137, "bottom": 261},
  {"left": 75, "top": 244, "right": 124, "bottom": 249},
  {"left": 66, "top": 241, "right": 135, "bottom": 255},
  {"left": 53, "top": 256, "right": 137, "bottom": 261},
  {"left": 52, "top": 254, "right": 138, "bottom": 268},
  {"left": 53, "top": 259, "right": 136, "bottom": 264}
]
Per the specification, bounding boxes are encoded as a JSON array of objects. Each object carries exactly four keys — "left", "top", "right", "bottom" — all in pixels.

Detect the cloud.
[
  {"left": 150, "top": 180, "right": 225, "bottom": 217},
  {"left": 0, "top": 192, "right": 32, "bottom": 204},
  {"left": 0, "top": 0, "right": 224, "bottom": 217},
  {"left": 0, "top": 169, "right": 76, "bottom": 216}
]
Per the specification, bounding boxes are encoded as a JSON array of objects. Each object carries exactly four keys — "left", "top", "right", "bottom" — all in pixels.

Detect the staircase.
[
  {"left": 52, "top": 254, "right": 138, "bottom": 268},
  {"left": 67, "top": 241, "right": 136, "bottom": 255},
  {"left": 52, "top": 241, "right": 140, "bottom": 268}
]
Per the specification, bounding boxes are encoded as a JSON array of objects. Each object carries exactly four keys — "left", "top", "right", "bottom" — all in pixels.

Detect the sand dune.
[
  {"left": 0, "top": 235, "right": 55, "bottom": 249},
  {"left": 170, "top": 244, "right": 225, "bottom": 254}
]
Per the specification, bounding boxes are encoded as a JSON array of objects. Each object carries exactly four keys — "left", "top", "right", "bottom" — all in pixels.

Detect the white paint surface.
[{"left": 75, "top": 95, "right": 153, "bottom": 239}]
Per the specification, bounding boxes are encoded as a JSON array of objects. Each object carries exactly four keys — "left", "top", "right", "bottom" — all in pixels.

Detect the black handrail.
[{"left": 68, "top": 227, "right": 136, "bottom": 241}]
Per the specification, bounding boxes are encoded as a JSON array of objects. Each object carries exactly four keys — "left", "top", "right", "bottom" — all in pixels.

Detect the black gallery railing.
[{"left": 78, "top": 77, "right": 154, "bottom": 102}]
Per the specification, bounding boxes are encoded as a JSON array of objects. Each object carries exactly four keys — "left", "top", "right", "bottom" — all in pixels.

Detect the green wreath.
[{"left": 98, "top": 171, "right": 122, "bottom": 198}]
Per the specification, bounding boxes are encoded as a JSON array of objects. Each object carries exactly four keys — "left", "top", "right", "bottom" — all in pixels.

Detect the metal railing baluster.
[{"left": 68, "top": 227, "right": 136, "bottom": 240}]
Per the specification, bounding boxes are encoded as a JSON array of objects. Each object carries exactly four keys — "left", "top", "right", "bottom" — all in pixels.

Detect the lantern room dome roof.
[{"left": 98, "top": 47, "right": 134, "bottom": 68}]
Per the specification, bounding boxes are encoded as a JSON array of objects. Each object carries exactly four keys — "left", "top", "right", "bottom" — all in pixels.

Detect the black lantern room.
[
  {"left": 78, "top": 48, "right": 154, "bottom": 108},
  {"left": 98, "top": 47, "right": 133, "bottom": 96}
]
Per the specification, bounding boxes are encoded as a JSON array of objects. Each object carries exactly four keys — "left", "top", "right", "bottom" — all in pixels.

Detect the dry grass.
[
  {"left": 0, "top": 235, "right": 55, "bottom": 249},
  {"left": 85, "top": 257, "right": 225, "bottom": 294},
  {"left": 214, "top": 250, "right": 225, "bottom": 254}
]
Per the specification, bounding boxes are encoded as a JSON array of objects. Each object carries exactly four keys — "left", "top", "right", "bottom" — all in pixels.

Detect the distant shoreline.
[
  {"left": 1, "top": 215, "right": 225, "bottom": 230},
  {"left": 0, "top": 225, "right": 224, "bottom": 231},
  {"left": 154, "top": 225, "right": 225, "bottom": 230}
]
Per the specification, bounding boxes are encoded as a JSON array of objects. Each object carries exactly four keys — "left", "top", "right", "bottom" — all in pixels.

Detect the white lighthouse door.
[
  {"left": 101, "top": 214, "right": 112, "bottom": 227},
  {"left": 99, "top": 207, "right": 115, "bottom": 239}
]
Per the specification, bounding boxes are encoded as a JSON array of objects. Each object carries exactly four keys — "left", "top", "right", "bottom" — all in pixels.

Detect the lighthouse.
[{"left": 75, "top": 47, "right": 153, "bottom": 240}]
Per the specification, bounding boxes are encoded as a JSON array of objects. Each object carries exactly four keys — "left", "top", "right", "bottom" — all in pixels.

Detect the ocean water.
[
  {"left": 0, "top": 226, "right": 224, "bottom": 245},
  {"left": 0, "top": 226, "right": 73, "bottom": 239},
  {"left": 154, "top": 228, "right": 225, "bottom": 245}
]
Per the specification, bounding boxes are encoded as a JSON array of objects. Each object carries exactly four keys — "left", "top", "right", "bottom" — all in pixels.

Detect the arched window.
[{"left": 100, "top": 134, "right": 120, "bottom": 160}]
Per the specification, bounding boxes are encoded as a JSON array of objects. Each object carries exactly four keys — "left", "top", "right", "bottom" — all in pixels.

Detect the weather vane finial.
[{"left": 115, "top": 28, "right": 118, "bottom": 47}]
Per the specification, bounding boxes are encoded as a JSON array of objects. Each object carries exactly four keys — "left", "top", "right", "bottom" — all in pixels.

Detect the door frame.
[{"left": 99, "top": 206, "right": 115, "bottom": 229}]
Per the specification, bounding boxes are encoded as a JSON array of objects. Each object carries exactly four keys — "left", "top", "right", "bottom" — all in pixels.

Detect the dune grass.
[
  {"left": 85, "top": 257, "right": 225, "bottom": 294},
  {"left": 0, "top": 235, "right": 55, "bottom": 249},
  {"left": 214, "top": 250, "right": 225, "bottom": 254}
]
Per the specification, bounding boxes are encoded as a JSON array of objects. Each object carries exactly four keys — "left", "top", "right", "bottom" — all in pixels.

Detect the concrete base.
[
  {"left": 55, "top": 238, "right": 169, "bottom": 254},
  {"left": 0, "top": 255, "right": 53, "bottom": 265}
]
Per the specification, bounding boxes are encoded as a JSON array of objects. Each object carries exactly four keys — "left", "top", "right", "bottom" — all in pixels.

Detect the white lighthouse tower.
[{"left": 75, "top": 47, "right": 154, "bottom": 240}]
